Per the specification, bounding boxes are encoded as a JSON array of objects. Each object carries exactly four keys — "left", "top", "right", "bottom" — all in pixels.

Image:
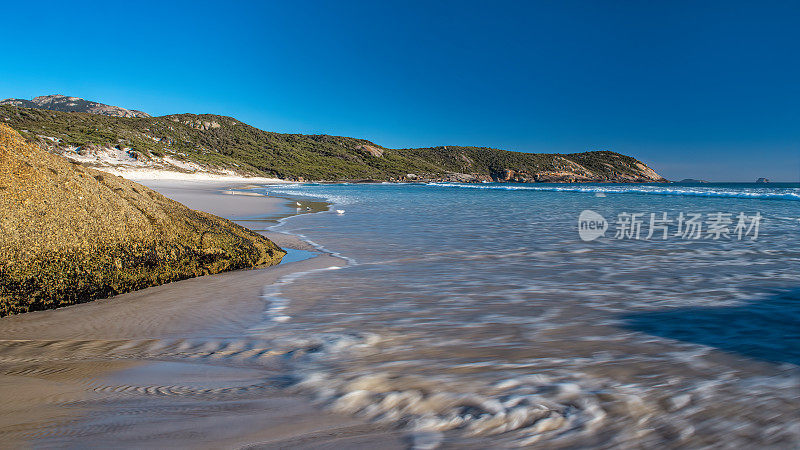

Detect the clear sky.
[{"left": 1, "top": 1, "right": 798, "bottom": 181}]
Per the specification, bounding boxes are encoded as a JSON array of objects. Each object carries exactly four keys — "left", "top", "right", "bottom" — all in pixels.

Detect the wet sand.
[{"left": 0, "top": 180, "right": 404, "bottom": 448}]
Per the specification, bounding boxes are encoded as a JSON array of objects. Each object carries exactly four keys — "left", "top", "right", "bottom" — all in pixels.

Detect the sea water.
[{"left": 253, "top": 182, "right": 800, "bottom": 448}]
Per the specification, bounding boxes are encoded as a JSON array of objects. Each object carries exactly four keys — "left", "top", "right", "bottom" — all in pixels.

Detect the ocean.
[{"left": 252, "top": 182, "right": 799, "bottom": 448}]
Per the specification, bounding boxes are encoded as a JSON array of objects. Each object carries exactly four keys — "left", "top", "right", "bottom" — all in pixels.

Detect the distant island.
[
  {"left": 756, "top": 177, "right": 770, "bottom": 183},
  {"left": 679, "top": 178, "right": 709, "bottom": 183},
  {"left": 1, "top": 95, "right": 667, "bottom": 183}
]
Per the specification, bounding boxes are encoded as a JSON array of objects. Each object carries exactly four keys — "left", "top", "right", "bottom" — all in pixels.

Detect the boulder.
[{"left": 0, "top": 124, "right": 285, "bottom": 316}]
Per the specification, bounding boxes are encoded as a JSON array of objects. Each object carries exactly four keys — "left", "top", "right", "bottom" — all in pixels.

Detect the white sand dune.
[{"left": 102, "top": 167, "right": 290, "bottom": 184}]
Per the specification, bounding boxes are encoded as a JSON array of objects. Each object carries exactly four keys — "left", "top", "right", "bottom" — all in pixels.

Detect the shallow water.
[
  {"left": 279, "top": 248, "right": 319, "bottom": 265},
  {"left": 254, "top": 182, "right": 800, "bottom": 448}
]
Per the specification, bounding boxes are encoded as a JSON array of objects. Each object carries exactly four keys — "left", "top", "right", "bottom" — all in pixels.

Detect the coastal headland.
[{"left": 1, "top": 97, "right": 667, "bottom": 183}]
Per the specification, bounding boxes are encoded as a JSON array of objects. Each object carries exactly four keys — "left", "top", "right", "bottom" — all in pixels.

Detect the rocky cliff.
[{"left": 0, "top": 124, "right": 285, "bottom": 316}]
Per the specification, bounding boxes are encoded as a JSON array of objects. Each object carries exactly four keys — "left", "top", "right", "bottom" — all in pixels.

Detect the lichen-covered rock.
[{"left": 0, "top": 124, "right": 284, "bottom": 316}]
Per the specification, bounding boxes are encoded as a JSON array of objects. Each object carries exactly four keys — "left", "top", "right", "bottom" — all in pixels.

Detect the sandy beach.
[
  {"left": 0, "top": 179, "right": 404, "bottom": 448},
  {"left": 3, "top": 4, "right": 796, "bottom": 445}
]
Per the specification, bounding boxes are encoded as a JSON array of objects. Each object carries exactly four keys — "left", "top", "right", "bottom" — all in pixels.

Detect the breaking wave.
[
  {"left": 426, "top": 183, "right": 800, "bottom": 201},
  {"left": 262, "top": 184, "right": 359, "bottom": 206}
]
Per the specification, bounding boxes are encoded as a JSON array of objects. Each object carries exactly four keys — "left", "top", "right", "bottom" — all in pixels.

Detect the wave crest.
[{"left": 426, "top": 183, "right": 800, "bottom": 201}]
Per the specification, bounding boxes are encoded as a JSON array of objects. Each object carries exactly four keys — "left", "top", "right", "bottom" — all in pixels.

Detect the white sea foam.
[
  {"left": 426, "top": 182, "right": 800, "bottom": 201},
  {"left": 274, "top": 332, "right": 678, "bottom": 446},
  {"left": 259, "top": 266, "right": 345, "bottom": 324},
  {"left": 264, "top": 184, "right": 359, "bottom": 206}
]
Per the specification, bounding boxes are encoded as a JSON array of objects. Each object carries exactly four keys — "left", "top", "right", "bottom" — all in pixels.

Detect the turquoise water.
[
  {"left": 279, "top": 248, "right": 319, "bottom": 265},
  {"left": 256, "top": 182, "right": 799, "bottom": 447}
]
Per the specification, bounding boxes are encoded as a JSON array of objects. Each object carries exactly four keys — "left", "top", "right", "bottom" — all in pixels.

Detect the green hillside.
[{"left": 0, "top": 105, "right": 666, "bottom": 182}]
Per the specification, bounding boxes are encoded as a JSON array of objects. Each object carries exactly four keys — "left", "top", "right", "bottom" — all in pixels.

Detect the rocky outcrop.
[
  {"left": 357, "top": 144, "right": 384, "bottom": 157},
  {"left": 0, "top": 124, "right": 284, "bottom": 316},
  {"left": 491, "top": 168, "right": 657, "bottom": 183},
  {"left": 438, "top": 172, "right": 493, "bottom": 183},
  {"left": 485, "top": 157, "right": 665, "bottom": 183},
  {"left": 168, "top": 116, "right": 222, "bottom": 130},
  {"left": 0, "top": 95, "right": 150, "bottom": 118}
]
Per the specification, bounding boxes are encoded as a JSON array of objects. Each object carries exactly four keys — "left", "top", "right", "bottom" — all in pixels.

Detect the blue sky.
[{"left": 1, "top": 1, "right": 798, "bottom": 181}]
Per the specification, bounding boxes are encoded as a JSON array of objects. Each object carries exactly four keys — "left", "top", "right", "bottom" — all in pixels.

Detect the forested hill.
[{"left": 0, "top": 105, "right": 666, "bottom": 183}]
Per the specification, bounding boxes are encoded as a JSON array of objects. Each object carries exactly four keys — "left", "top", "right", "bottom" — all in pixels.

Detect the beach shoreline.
[{"left": 0, "top": 180, "right": 404, "bottom": 448}]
